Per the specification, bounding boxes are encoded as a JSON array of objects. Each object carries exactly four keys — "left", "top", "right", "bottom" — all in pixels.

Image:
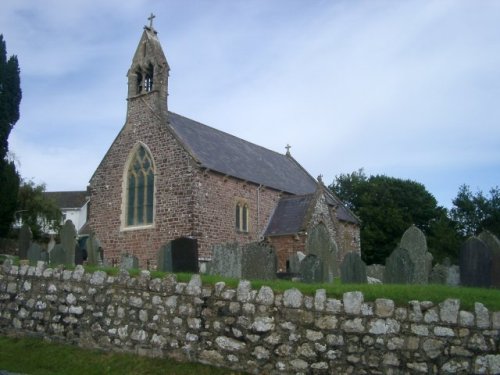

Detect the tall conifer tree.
[{"left": 0, "top": 35, "right": 22, "bottom": 236}]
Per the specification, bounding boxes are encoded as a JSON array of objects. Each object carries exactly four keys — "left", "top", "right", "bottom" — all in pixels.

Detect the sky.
[{"left": 2, "top": 0, "right": 499, "bottom": 208}]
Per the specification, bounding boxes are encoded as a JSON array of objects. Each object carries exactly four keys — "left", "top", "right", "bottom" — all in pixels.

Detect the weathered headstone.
[
  {"left": 307, "top": 223, "right": 338, "bottom": 282},
  {"left": 340, "top": 252, "right": 367, "bottom": 284},
  {"left": 74, "top": 243, "right": 85, "bottom": 265},
  {"left": 60, "top": 220, "right": 77, "bottom": 266},
  {"left": 158, "top": 238, "right": 199, "bottom": 273},
  {"left": 86, "top": 233, "right": 103, "bottom": 266},
  {"left": 18, "top": 224, "right": 32, "bottom": 259},
  {"left": 49, "top": 244, "right": 66, "bottom": 266},
  {"left": 366, "top": 264, "right": 385, "bottom": 282},
  {"left": 429, "top": 263, "right": 448, "bottom": 284},
  {"left": 27, "top": 243, "right": 43, "bottom": 266},
  {"left": 47, "top": 235, "right": 56, "bottom": 253},
  {"left": 459, "top": 237, "right": 492, "bottom": 287},
  {"left": 300, "top": 254, "right": 323, "bottom": 283},
  {"left": 120, "top": 253, "right": 139, "bottom": 270},
  {"left": 241, "top": 242, "right": 277, "bottom": 280},
  {"left": 399, "top": 225, "right": 431, "bottom": 284},
  {"left": 206, "top": 243, "right": 242, "bottom": 278},
  {"left": 287, "top": 251, "right": 305, "bottom": 274},
  {"left": 384, "top": 247, "right": 415, "bottom": 284},
  {"left": 478, "top": 231, "right": 500, "bottom": 288},
  {"left": 158, "top": 242, "right": 173, "bottom": 272},
  {"left": 446, "top": 265, "right": 460, "bottom": 286}
]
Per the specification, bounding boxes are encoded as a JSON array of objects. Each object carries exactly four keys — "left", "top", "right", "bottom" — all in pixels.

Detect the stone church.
[{"left": 88, "top": 21, "right": 360, "bottom": 274}]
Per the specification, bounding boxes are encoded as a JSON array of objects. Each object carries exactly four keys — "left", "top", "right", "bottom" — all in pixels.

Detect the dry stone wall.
[{"left": 1, "top": 261, "right": 499, "bottom": 374}]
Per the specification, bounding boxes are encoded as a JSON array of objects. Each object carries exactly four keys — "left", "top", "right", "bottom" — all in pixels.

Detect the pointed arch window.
[
  {"left": 126, "top": 145, "right": 155, "bottom": 226},
  {"left": 235, "top": 200, "right": 249, "bottom": 233}
]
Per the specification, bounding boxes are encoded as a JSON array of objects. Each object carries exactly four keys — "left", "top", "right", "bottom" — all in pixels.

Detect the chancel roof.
[
  {"left": 264, "top": 195, "right": 314, "bottom": 236},
  {"left": 167, "top": 111, "right": 318, "bottom": 195}
]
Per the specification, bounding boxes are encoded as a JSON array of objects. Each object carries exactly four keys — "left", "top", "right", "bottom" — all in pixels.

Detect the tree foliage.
[
  {"left": 450, "top": 184, "right": 500, "bottom": 238},
  {"left": 0, "top": 34, "right": 22, "bottom": 236},
  {"left": 17, "top": 180, "right": 62, "bottom": 239},
  {"left": 330, "top": 169, "right": 458, "bottom": 264}
]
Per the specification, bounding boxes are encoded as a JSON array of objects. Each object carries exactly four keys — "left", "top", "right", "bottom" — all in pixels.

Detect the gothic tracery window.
[{"left": 126, "top": 145, "right": 155, "bottom": 226}]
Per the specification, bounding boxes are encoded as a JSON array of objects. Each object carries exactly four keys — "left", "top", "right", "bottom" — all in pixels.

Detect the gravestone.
[
  {"left": 366, "top": 264, "right": 385, "bottom": 282},
  {"left": 241, "top": 242, "right": 277, "bottom": 280},
  {"left": 27, "top": 243, "right": 43, "bottom": 266},
  {"left": 47, "top": 235, "right": 56, "bottom": 253},
  {"left": 49, "top": 244, "right": 66, "bottom": 266},
  {"left": 85, "top": 233, "right": 103, "bottom": 266},
  {"left": 429, "top": 263, "right": 448, "bottom": 284},
  {"left": 307, "top": 223, "right": 337, "bottom": 282},
  {"left": 60, "top": 220, "right": 77, "bottom": 266},
  {"left": 120, "top": 254, "right": 139, "bottom": 270},
  {"left": 399, "top": 225, "right": 431, "bottom": 284},
  {"left": 74, "top": 243, "right": 85, "bottom": 265},
  {"left": 446, "top": 265, "right": 460, "bottom": 286},
  {"left": 18, "top": 224, "right": 32, "bottom": 260},
  {"left": 340, "top": 252, "right": 367, "bottom": 284},
  {"left": 384, "top": 247, "right": 415, "bottom": 284},
  {"left": 287, "top": 251, "right": 305, "bottom": 274},
  {"left": 478, "top": 231, "right": 500, "bottom": 288},
  {"left": 300, "top": 254, "right": 323, "bottom": 283},
  {"left": 206, "top": 243, "right": 242, "bottom": 278},
  {"left": 459, "top": 237, "right": 492, "bottom": 287},
  {"left": 158, "top": 237, "right": 199, "bottom": 273}
]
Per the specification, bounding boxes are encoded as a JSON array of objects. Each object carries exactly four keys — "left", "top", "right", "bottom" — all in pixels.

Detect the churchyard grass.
[{"left": 0, "top": 335, "right": 243, "bottom": 375}]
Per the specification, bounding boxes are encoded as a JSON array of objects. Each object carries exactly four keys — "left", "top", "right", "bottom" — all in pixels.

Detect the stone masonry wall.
[{"left": 1, "top": 261, "right": 499, "bottom": 374}]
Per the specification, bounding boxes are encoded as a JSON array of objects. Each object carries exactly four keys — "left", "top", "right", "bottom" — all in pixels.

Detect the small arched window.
[
  {"left": 145, "top": 63, "right": 154, "bottom": 92},
  {"left": 126, "top": 145, "right": 155, "bottom": 226},
  {"left": 235, "top": 201, "right": 249, "bottom": 233}
]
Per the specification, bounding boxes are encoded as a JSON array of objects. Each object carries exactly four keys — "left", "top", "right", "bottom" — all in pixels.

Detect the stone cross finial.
[
  {"left": 285, "top": 144, "right": 291, "bottom": 156},
  {"left": 148, "top": 13, "right": 156, "bottom": 29}
]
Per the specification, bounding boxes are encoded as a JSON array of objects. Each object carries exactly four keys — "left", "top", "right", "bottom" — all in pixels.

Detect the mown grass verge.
[{"left": 0, "top": 335, "right": 243, "bottom": 375}]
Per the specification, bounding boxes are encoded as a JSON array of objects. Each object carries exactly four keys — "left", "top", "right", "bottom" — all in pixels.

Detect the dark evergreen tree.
[
  {"left": 330, "top": 170, "right": 457, "bottom": 264},
  {"left": 0, "top": 35, "right": 22, "bottom": 236}
]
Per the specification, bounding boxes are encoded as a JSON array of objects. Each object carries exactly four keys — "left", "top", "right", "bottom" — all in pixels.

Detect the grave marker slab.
[
  {"left": 206, "top": 243, "right": 242, "bottom": 278},
  {"left": 300, "top": 254, "right": 323, "bottom": 283},
  {"left": 49, "top": 244, "right": 66, "bottom": 266},
  {"left": 478, "top": 231, "right": 500, "bottom": 288},
  {"left": 120, "top": 254, "right": 139, "bottom": 270},
  {"left": 18, "top": 224, "right": 32, "bottom": 259},
  {"left": 85, "top": 234, "right": 103, "bottom": 266},
  {"left": 241, "top": 243, "right": 276, "bottom": 280},
  {"left": 459, "top": 237, "right": 492, "bottom": 288},
  {"left": 384, "top": 247, "right": 415, "bottom": 284},
  {"left": 27, "top": 243, "right": 43, "bottom": 266},
  {"left": 287, "top": 251, "right": 305, "bottom": 275},
  {"left": 399, "top": 225, "right": 431, "bottom": 284},
  {"left": 340, "top": 252, "right": 367, "bottom": 284},
  {"left": 60, "top": 220, "right": 77, "bottom": 266},
  {"left": 307, "top": 223, "right": 337, "bottom": 282}
]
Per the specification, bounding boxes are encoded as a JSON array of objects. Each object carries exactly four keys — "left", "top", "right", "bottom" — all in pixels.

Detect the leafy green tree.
[
  {"left": 330, "top": 170, "right": 455, "bottom": 264},
  {"left": 0, "top": 35, "right": 22, "bottom": 236},
  {"left": 450, "top": 184, "right": 500, "bottom": 238},
  {"left": 17, "top": 180, "right": 62, "bottom": 239}
]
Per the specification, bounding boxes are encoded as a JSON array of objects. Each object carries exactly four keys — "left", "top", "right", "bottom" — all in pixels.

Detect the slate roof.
[
  {"left": 43, "top": 191, "right": 88, "bottom": 209},
  {"left": 264, "top": 194, "right": 314, "bottom": 236},
  {"left": 167, "top": 112, "right": 318, "bottom": 195}
]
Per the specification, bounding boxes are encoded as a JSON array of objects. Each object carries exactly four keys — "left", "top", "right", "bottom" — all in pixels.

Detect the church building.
[{"left": 87, "top": 20, "right": 360, "bottom": 273}]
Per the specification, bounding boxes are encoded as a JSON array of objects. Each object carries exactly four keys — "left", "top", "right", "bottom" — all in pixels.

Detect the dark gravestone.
[
  {"left": 460, "top": 237, "right": 492, "bottom": 288},
  {"left": 307, "top": 223, "right": 337, "bottom": 282},
  {"left": 300, "top": 254, "right": 323, "bottom": 283},
  {"left": 384, "top": 247, "right": 415, "bottom": 284},
  {"left": 74, "top": 243, "right": 85, "bottom": 265},
  {"left": 86, "top": 233, "right": 103, "bottom": 266},
  {"left": 27, "top": 243, "right": 43, "bottom": 266},
  {"left": 120, "top": 254, "right": 139, "bottom": 270},
  {"left": 18, "top": 224, "right": 32, "bottom": 259},
  {"left": 49, "top": 244, "right": 66, "bottom": 266},
  {"left": 241, "top": 242, "right": 276, "bottom": 280},
  {"left": 158, "top": 238, "right": 199, "bottom": 273},
  {"left": 60, "top": 220, "right": 77, "bottom": 266},
  {"left": 206, "top": 243, "right": 242, "bottom": 278},
  {"left": 340, "top": 252, "right": 367, "bottom": 284},
  {"left": 399, "top": 225, "right": 431, "bottom": 284},
  {"left": 478, "top": 231, "right": 500, "bottom": 288}
]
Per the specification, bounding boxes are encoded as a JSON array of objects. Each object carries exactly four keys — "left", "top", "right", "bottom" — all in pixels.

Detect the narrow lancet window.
[{"left": 145, "top": 64, "right": 154, "bottom": 92}]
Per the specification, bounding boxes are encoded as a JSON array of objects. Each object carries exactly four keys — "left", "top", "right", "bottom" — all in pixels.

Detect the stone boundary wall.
[{"left": 0, "top": 261, "right": 499, "bottom": 374}]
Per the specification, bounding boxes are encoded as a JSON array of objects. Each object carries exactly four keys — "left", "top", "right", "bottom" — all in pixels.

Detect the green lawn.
[{"left": 0, "top": 336, "right": 243, "bottom": 375}]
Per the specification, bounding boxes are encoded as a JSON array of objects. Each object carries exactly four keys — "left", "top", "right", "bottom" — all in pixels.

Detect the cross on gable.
[
  {"left": 148, "top": 13, "right": 156, "bottom": 29},
  {"left": 285, "top": 144, "right": 291, "bottom": 155}
]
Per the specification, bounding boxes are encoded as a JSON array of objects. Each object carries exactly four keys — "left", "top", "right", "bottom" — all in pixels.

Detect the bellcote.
[{"left": 127, "top": 17, "right": 170, "bottom": 117}]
